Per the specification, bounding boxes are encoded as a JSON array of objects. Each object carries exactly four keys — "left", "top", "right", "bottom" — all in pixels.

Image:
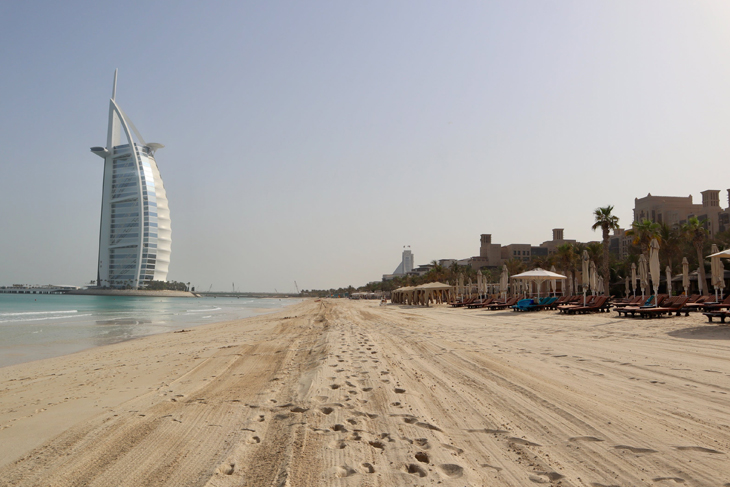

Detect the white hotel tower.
[{"left": 91, "top": 70, "right": 171, "bottom": 289}]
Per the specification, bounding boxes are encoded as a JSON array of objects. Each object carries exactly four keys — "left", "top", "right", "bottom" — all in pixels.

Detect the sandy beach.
[{"left": 1, "top": 298, "right": 729, "bottom": 486}]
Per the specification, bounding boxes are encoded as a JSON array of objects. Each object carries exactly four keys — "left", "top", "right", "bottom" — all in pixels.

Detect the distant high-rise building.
[
  {"left": 90, "top": 70, "right": 171, "bottom": 289},
  {"left": 393, "top": 247, "right": 414, "bottom": 275}
]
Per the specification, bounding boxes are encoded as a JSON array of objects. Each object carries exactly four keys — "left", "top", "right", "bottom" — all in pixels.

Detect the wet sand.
[{"left": 1, "top": 299, "right": 729, "bottom": 486}]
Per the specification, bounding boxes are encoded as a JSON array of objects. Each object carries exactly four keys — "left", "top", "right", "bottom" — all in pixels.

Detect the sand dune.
[{"left": 1, "top": 299, "right": 729, "bottom": 486}]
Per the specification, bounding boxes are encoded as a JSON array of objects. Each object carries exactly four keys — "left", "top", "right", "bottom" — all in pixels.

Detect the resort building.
[
  {"left": 633, "top": 190, "right": 730, "bottom": 237},
  {"left": 90, "top": 71, "right": 172, "bottom": 289}
]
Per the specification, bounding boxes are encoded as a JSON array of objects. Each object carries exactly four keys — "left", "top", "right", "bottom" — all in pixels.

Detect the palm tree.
[
  {"left": 682, "top": 216, "right": 709, "bottom": 295},
  {"left": 626, "top": 218, "right": 661, "bottom": 255},
  {"left": 592, "top": 206, "right": 620, "bottom": 286},
  {"left": 556, "top": 243, "right": 579, "bottom": 293},
  {"left": 658, "top": 223, "right": 681, "bottom": 271}
]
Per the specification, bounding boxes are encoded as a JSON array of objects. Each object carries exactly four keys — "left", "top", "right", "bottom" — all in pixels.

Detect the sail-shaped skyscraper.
[{"left": 91, "top": 70, "right": 171, "bottom": 289}]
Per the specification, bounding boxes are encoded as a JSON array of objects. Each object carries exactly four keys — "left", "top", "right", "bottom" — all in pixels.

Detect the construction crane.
[{"left": 294, "top": 281, "right": 300, "bottom": 294}]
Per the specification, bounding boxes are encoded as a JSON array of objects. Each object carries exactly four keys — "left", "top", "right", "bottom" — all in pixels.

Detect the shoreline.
[
  {"left": 2, "top": 299, "right": 729, "bottom": 485},
  {"left": 0, "top": 296, "right": 303, "bottom": 370},
  {"left": 67, "top": 289, "right": 198, "bottom": 298}
]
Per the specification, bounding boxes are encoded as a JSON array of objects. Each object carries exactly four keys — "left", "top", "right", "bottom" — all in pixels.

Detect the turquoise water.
[{"left": 0, "top": 294, "right": 300, "bottom": 368}]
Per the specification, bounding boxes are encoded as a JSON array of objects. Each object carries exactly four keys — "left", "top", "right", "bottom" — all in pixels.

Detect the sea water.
[{"left": 0, "top": 294, "right": 300, "bottom": 368}]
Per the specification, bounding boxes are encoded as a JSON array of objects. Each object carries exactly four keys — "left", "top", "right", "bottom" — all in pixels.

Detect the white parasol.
[
  {"left": 710, "top": 243, "right": 725, "bottom": 302},
  {"left": 550, "top": 265, "right": 558, "bottom": 296},
  {"left": 638, "top": 254, "right": 648, "bottom": 298},
  {"left": 665, "top": 265, "right": 672, "bottom": 296},
  {"left": 589, "top": 260, "right": 598, "bottom": 296},
  {"left": 582, "top": 250, "right": 590, "bottom": 305},
  {"left": 682, "top": 257, "right": 689, "bottom": 296},
  {"left": 499, "top": 265, "right": 509, "bottom": 299},
  {"left": 631, "top": 262, "right": 637, "bottom": 297},
  {"left": 649, "top": 238, "right": 661, "bottom": 306}
]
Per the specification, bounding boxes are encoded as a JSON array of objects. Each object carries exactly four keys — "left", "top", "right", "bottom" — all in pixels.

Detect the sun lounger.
[
  {"left": 511, "top": 299, "right": 536, "bottom": 311},
  {"left": 632, "top": 296, "right": 690, "bottom": 318},
  {"left": 612, "top": 296, "right": 644, "bottom": 308},
  {"left": 485, "top": 297, "right": 519, "bottom": 310},
  {"left": 703, "top": 311, "right": 730, "bottom": 323},
  {"left": 557, "top": 295, "right": 597, "bottom": 313},
  {"left": 449, "top": 297, "right": 477, "bottom": 308},
  {"left": 559, "top": 296, "right": 609, "bottom": 314},
  {"left": 466, "top": 298, "right": 494, "bottom": 309},
  {"left": 700, "top": 295, "right": 730, "bottom": 311}
]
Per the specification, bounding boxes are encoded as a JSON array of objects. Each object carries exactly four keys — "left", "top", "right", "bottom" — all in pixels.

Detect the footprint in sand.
[
  {"left": 330, "top": 384, "right": 341, "bottom": 390},
  {"left": 360, "top": 462, "right": 375, "bottom": 473},
  {"left": 335, "top": 465, "right": 357, "bottom": 478},
  {"left": 653, "top": 477, "right": 685, "bottom": 484},
  {"left": 415, "top": 452, "right": 429, "bottom": 463},
  {"left": 331, "top": 424, "right": 347, "bottom": 432},
  {"left": 217, "top": 462, "right": 235, "bottom": 475},
  {"left": 530, "top": 472, "right": 564, "bottom": 483},
  {"left": 416, "top": 421, "right": 443, "bottom": 432},
  {"left": 368, "top": 440, "right": 385, "bottom": 450},
  {"left": 247, "top": 436, "right": 261, "bottom": 444},
  {"left": 569, "top": 436, "right": 604, "bottom": 442},
  {"left": 508, "top": 437, "right": 541, "bottom": 447},
  {"left": 328, "top": 439, "right": 347, "bottom": 449},
  {"left": 674, "top": 446, "right": 724, "bottom": 454},
  {"left": 320, "top": 407, "right": 334, "bottom": 415},
  {"left": 403, "top": 464, "right": 427, "bottom": 477},
  {"left": 613, "top": 445, "right": 657, "bottom": 454},
  {"left": 394, "top": 388, "right": 406, "bottom": 394},
  {"left": 441, "top": 443, "right": 464, "bottom": 454},
  {"left": 414, "top": 438, "right": 430, "bottom": 449},
  {"left": 438, "top": 464, "right": 464, "bottom": 478}
]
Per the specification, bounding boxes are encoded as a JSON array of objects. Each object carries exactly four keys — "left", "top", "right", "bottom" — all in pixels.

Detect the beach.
[{"left": 1, "top": 299, "right": 729, "bottom": 486}]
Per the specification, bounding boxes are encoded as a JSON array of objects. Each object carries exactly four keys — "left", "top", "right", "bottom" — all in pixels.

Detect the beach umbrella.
[
  {"left": 682, "top": 257, "right": 689, "bottom": 296},
  {"left": 649, "top": 238, "right": 661, "bottom": 306},
  {"left": 697, "top": 267, "right": 704, "bottom": 295},
  {"left": 598, "top": 276, "right": 605, "bottom": 295},
  {"left": 631, "top": 262, "right": 637, "bottom": 297},
  {"left": 638, "top": 254, "right": 648, "bottom": 298},
  {"left": 467, "top": 278, "right": 473, "bottom": 298},
  {"left": 550, "top": 265, "right": 558, "bottom": 296},
  {"left": 499, "top": 265, "right": 509, "bottom": 299},
  {"left": 665, "top": 266, "right": 672, "bottom": 296},
  {"left": 589, "top": 261, "right": 598, "bottom": 296},
  {"left": 710, "top": 243, "right": 725, "bottom": 302},
  {"left": 625, "top": 275, "right": 630, "bottom": 297},
  {"left": 708, "top": 248, "right": 730, "bottom": 259},
  {"left": 581, "top": 250, "right": 590, "bottom": 294},
  {"left": 581, "top": 250, "right": 590, "bottom": 305},
  {"left": 511, "top": 268, "right": 567, "bottom": 300},
  {"left": 458, "top": 274, "right": 464, "bottom": 299},
  {"left": 476, "top": 270, "right": 483, "bottom": 297}
]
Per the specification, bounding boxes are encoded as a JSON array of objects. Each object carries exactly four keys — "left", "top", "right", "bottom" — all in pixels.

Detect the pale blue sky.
[{"left": 2, "top": 1, "right": 730, "bottom": 291}]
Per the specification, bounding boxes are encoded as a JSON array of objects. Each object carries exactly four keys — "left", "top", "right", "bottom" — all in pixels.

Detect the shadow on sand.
[{"left": 668, "top": 325, "right": 730, "bottom": 340}]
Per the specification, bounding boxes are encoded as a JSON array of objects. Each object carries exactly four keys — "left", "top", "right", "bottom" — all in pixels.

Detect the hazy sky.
[{"left": 2, "top": 1, "right": 730, "bottom": 292}]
